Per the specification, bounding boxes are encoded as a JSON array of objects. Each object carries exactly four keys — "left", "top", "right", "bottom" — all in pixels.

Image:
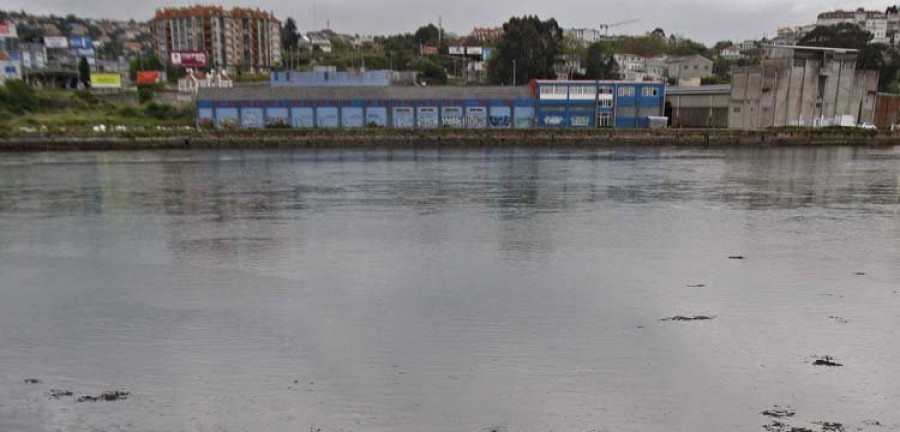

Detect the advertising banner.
[
  {"left": 75, "top": 48, "right": 96, "bottom": 57},
  {"left": 44, "top": 36, "right": 69, "bottom": 48},
  {"left": 466, "top": 46, "right": 483, "bottom": 56},
  {"left": 90, "top": 72, "right": 122, "bottom": 89},
  {"left": 421, "top": 45, "right": 438, "bottom": 55},
  {"left": 136, "top": 70, "right": 161, "bottom": 85},
  {"left": 69, "top": 37, "right": 93, "bottom": 49},
  {"left": 448, "top": 46, "right": 465, "bottom": 55},
  {"left": 170, "top": 50, "right": 208, "bottom": 68},
  {"left": 0, "top": 22, "right": 17, "bottom": 38}
]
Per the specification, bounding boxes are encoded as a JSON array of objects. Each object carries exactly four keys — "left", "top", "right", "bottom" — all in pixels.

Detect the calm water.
[{"left": 1, "top": 146, "right": 899, "bottom": 432}]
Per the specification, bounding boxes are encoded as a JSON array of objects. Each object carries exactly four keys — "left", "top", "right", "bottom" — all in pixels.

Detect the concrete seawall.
[{"left": 1, "top": 129, "right": 898, "bottom": 152}]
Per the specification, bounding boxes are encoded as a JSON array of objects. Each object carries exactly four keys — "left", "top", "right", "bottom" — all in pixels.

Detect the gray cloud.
[{"left": 5, "top": 0, "right": 895, "bottom": 43}]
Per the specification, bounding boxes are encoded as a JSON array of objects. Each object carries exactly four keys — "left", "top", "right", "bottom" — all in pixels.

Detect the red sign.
[
  {"left": 169, "top": 50, "right": 208, "bottom": 68},
  {"left": 421, "top": 45, "right": 438, "bottom": 55},
  {"left": 136, "top": 71, "right": 160, "bottom": 85}
]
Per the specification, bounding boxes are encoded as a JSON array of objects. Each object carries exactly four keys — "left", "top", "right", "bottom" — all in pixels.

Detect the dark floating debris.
[
  {"left": 818, "top": 422, "right": 845, "bottom": 432},
  {"left": 812, "top": 356, "right": 843, "bottom": 367},
  {"left": 829, "top": 316, "right": 850, "bottom": 324},
  {"left": 23, "top": 378, "right": 42, "bottom": 385},
  {"left": 728, "top": 256, "right": 745, "bottom": 260},
  {"left": 862, "top": 420, "right": 882, "bottom": 427},
  {"left": 47, "top": 389, "right": 73, "bottom": 399},
  {"left": 763, "top": 421, "right": 815, "bottom": 432},
  {"left": 762, "top": 406, "right": 796, "bottom": 419},
  {"left": 854, "top": 272, "right": 867, "bottom": 276},
  {"left": 686, "top": 284, "right": 707, "bottom": 288},
  {"left": 76, "top": 390, "right": 130, "bottom": 403},
  {"left": 661, "top": 315, "right": 715, "bottom": 322}
]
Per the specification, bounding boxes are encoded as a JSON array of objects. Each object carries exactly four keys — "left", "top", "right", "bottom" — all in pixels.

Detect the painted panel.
[
  {"left": 569, "top": 108, "right": 594, "bottom": 128},
  {"left": 316, "top": 107, "right": 339, "bottom": 128},
  {"left": 393, "top": 107, "right": 415, "bottom": 129},
  {"left": 513, "top": 107, "right": 534, "bottom": 129},
  {"left": 537, "top": 106, "right": 568, "bottom": 127},
  {"left": 489, "top": 106, "right": 511, "bottom": 128},
  {"left": 441, "top": 106, "right": 464, "bottom": 128},
  {"left": 215, "top": 107, "right": 238, "bottom": 130},
  {"left": 341, "top": 107, "right": 365, "bottom": 128},
  {"left": 291, "top": 107, "right": 315, "bottom": 128},
  {"left": 198, "top": 108, "right": 214, "bottom": 128},
  {"left": 366, "top": 107, "right": 388, "bottom": 127},
  {"left": 465, "top": 106, "right": 488, "bottom": 129},
  {"left": 241, "top": 107, "right": 264, "bottom": 129},
  {"left": 266, "top": 107, "right": 289, "bottom": 127},
  {"left": 417, "top": 106, "right": 440, "bottom": 128}
]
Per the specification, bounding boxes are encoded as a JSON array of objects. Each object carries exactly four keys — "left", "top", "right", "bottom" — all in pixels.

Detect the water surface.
[{"left": 1, "top": 146, "right": 899, "bottom": 432}]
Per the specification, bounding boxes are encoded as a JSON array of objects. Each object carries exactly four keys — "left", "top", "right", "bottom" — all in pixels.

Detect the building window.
[
  {"left": 598, "top": 112, "right": 612, "bottom": 128},
  {"left": 642, "top": 87, "right": 659, "bottom": 97},
  {"left": 598, "top": 99, "right": 613, "bottom": 107},
  {"left": 733, "top": 107, "right": 741, "bottom": 113},
  {"left": 618, "top": 86, "right": 635, "bottom": 97},
  {"left": 598, "top": 86, "right": 613, "bottom": 94}
]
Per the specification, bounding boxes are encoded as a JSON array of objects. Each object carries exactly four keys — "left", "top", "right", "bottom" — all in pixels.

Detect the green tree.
[
  {"left": 414, "top": 24, "right": 440, "bottom": 46},
  {"left": 128, "top": 53, "right": 164, "bottom": 81},
  {"left": 78, "top": 56, "right": 91, "bottom": 88},
  {"left": 799, "top": 23, "right": 873, "bottom": 49},
  {"left": 614, "top": 35, "right": 669, "bottom": 57},
  {"left": 487, "top": 16, "right": 563, "bottom": 85},
  {"left": 583, "top": 41, "right": 619, "bottom": 79},
  {"left": 411, "top": 59, "right": 448, "bottom": 84},
  {"left": 282, "top": 17, "right": 299, "bottom": 50}
]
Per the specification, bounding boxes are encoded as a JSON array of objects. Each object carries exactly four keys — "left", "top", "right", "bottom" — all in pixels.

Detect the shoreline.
[{"left": 1, "top": 128, "right": 898, "bottom": 152}]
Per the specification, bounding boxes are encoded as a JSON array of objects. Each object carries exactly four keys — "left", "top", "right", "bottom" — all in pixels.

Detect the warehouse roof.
[
  {"left": 666, "top": 85, "right": 731, "bottom": 96},
  {"left": 199, "top": 85, "right": 535, "bottom": 101}
]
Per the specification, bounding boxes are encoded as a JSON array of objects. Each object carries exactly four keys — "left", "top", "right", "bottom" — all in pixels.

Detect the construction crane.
[{"left": 599, "top": 19, "right": 639, "bottom": 36}]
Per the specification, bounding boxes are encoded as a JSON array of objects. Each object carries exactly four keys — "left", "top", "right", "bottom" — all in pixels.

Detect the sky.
[{"left": 3, "top": 0, "right": 895, "bottom": 44}]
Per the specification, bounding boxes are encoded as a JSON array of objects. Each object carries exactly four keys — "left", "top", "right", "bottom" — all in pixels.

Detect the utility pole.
[{"left": 512, "top": 59, "right": 517, "bottom": 86}]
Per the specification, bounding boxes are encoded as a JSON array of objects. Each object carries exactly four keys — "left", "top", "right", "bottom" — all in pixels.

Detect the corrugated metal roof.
[
  {"left": 199, "top": 86, "right": 535, "bottom": 101},
  {"left": 666, "top": 85, "right": 731, "bottom": 96}
]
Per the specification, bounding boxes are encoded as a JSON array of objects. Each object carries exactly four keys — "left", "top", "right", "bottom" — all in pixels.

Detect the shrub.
[
  {"left": 0, "top": 80, "right": 38, "bottom": 114},
  {"left": 137, "top": 86, "right": 155, "bottom": 104}
]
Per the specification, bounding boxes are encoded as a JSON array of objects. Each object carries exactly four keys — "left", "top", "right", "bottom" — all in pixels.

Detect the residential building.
[
  {"left": 565, "top": 28, "right": 606, "bottom": 46},
  {"left": 719, "top": 46, "right": 746, "bottom": 60},
  {"left": 816, "top": 9, "right": 889, "bottom": 44},
  {"left": 17, "top": 42, "right": 47, "bottom": 69},
  {"left": 0, "top": 51, "right": 22, "bottom": 84},
  {"left": 470, "top": 27, "right": 501, "bottom": 43},
  {"left": 554, "top": 54, "right": 585, "bottom": 79},
  {"left": 665, "top": 55, "right": 714, "bottom": 85},
  {"left": 150, "top": 5, "right": 282, "bottom": 73},
  {"left": 729, "top": 45, "right": 878, "bottom": 128},
  {"left": 613, "top": 54, "right": 663, "bottom": 81}
]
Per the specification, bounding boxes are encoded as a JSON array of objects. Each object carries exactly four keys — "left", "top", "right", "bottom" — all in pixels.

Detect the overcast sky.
[{"left": 3, "top": 0, "right": 894, "bottom": 44}]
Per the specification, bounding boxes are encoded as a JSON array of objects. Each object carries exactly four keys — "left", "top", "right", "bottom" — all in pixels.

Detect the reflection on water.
[{"left": 1, "top": 146, "right": 899, "bottom": 432}]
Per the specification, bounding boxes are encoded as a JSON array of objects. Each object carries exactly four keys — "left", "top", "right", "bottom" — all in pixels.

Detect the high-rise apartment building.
[{"left": 151, "top": 6, "right": 282, "bottom": 72}]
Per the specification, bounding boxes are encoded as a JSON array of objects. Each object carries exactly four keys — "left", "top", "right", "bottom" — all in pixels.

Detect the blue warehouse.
[{"left": 196, "top": 77, "right": 665, "bottom": 130}]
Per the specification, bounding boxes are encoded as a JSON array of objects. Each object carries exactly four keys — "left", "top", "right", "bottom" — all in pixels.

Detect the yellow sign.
[{"left": 91, "top": 73, "right": 122, "bottom": 89}]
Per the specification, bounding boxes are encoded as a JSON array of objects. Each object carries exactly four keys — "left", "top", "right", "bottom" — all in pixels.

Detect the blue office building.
[{"left": 532, "top": 80, "right": 666, "bottom": 129}]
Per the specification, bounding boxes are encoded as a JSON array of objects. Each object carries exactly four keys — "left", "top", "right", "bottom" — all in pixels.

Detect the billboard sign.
[
  {"left": 466, "top": 46, "right": 483, "bottom": 56},
  {"left": 75, "top": 48, "right": 96, "bottom": 57},
  {"left": 421, "top": 45, "right": 438, "bottom": 55},
  {"left": 448, "top": 46, "right": 465, "bottom": 55},
  {"left": 90, "top": 72, "right": 122, "bottom": 89},
  {"left": 69, "top": 37, "right": 93, "bottom": 49},
  {"left": 44, "top": 36, "right": 69, "bottom": 48},
  {"left": 170, "top": 50, "right": 207, "bottom": 68},
  {"left": 136, "top": 70, "right": 161, "bottom": 85},
  {"left": 0, "top": 22, "right": 17, "bottom": 38},
  {"left": 483, "top": 47, "right": 494, "bottom": 61}
]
